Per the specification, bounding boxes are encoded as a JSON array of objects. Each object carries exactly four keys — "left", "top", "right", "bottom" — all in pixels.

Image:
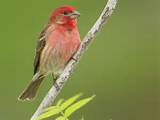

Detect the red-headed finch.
[{"left": 18, "top": 6, "right": 81, "bottom": 101}]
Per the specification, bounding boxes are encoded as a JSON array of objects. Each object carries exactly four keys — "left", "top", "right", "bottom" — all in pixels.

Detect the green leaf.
[
  {"left": 60, "top": 93, "right": 83, "bottom": 110},
  {"left": 44, "top": 99, "right": 64, "bottom": 112},
  {"left": 44, "top": 106, "right": 57, "bottom": 112},
  {"left": 55, "top": 116, "right": 66, "bottom": 120},
  {"left": 36, "top": 107, "right": 61, "bottom": 120},
  {"left": 56, "top": 99, "right": 64, "bottom": 106},
  {"left": 64, "top": 95, "right": 95, "bottom": 117}
]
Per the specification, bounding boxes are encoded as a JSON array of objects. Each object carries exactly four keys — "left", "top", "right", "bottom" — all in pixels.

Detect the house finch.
[{"left": 18, "top": 6, "right": 81, "bottom": 101}]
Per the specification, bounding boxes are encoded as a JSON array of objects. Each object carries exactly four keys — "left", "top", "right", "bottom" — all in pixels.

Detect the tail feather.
[{"left": 18, "top": 73, "right": 44, "bottom": 101}]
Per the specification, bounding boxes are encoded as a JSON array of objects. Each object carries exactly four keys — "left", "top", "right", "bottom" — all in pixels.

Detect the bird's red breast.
[{"left": 39, "top": 23, "right": 80, "bottom": 74}]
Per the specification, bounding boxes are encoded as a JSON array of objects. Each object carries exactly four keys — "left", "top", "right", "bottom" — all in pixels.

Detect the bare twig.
[{"left": 31, "top": 0, "right": 117, "bottom": 119}]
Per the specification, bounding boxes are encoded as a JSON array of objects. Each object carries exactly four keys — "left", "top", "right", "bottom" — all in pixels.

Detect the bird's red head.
[{"left": 50, "top": 6, "right": 80, "bottom": 27}]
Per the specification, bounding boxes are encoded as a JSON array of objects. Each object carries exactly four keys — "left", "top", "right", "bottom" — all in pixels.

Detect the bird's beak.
[{"left": 69, "top": 11, "right": 80, "bottom": 19}]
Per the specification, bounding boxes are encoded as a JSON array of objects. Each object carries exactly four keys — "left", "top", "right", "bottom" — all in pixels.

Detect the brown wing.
[{"left": 33, "top": 25, "right": 49, "bottom": 74}]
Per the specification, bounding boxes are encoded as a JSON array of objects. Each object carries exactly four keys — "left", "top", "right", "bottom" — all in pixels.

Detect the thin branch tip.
[{"left": 108, "top": 0, "right": 117, "bottom": 9}]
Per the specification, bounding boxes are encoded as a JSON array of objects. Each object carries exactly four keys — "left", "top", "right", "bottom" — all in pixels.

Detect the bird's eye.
[{"left": 63, "top": 11, "right": 68, "bottom": 15}]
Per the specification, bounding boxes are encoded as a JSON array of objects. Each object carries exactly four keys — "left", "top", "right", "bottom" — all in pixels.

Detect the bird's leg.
[
  {"left": 71, "top": 57, "right": 77, "bottom": 62},
  {"left": 52, "top": 73, "right": 60, "bottom": 91},
  {"left": 52, "top": 73, "right": 58, "bottom": 84}
]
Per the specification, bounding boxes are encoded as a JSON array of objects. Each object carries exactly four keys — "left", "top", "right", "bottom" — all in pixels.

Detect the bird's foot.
[{"left": 71, "top": 57, "right": 77, "bottom": 62}]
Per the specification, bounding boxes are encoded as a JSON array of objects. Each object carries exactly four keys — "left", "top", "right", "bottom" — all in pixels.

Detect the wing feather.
[{"left": 33, "top": 24, "right": 50, "bottom": 74}]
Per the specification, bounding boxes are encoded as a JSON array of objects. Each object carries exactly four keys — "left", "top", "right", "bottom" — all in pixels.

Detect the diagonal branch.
[{"left": 31, "top": 0, "right": 118, "bottom": 119}]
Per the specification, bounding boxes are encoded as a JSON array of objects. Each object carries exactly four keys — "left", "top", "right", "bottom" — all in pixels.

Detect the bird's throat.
[{"left": 62, "top": 20, "right": 77, "bottom": 30}]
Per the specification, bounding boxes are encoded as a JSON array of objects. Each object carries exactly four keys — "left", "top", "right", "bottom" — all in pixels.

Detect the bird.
[{"left": 18, "top": 6, "right": 81, "bottom": 101}]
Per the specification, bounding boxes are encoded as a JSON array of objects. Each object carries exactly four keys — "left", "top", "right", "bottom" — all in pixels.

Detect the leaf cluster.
[{"left": 36, "top": 93, "right": 95, "bottom": 120}]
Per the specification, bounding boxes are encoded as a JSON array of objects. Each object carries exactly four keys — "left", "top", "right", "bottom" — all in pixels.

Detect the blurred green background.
[{"left": 0, "top": 0, "right": 159, "bottom": 120}]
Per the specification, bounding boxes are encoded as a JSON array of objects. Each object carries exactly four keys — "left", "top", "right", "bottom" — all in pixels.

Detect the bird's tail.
[{"left": 18, "top": 73, "right": 44, "bottom": 101}]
